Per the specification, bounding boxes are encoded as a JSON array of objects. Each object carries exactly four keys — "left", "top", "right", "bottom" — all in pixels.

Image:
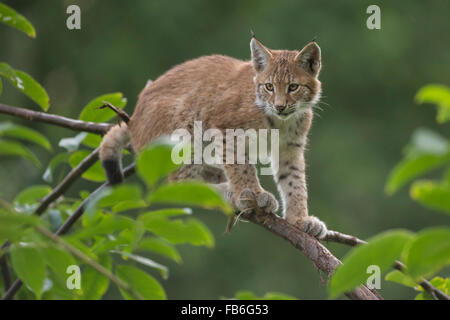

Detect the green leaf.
[
  {"left": 0, "top": 122, "right": 51, "bottom": 150},
  {"left": 42, "top": 153, "right": 70, "bottom": 183},
  {"left": 0, "top": 78, "right": 2, "bottom": 95},
  {"left": 386, "top": 154, "right": 450, "bottom": 195},
  {"left": 139, "top": 208, "right": 192, "bottom": 221},
  {"left": 0, "top": 207, "right": 41, "bottom": 228},
  {"left": 46, "top": 272, "right": 75, "bottom": 299},
  {"left": 42, "top": 246, "right": 76, "bottom": 281},
  {"left": 144, "top": 216, "right": 215, "bottom": 247},
  {"left": 69, "top": 150, "right": 105, "bottom": 182},
  {"left": 112, "top": 250, "right": 169, "bottom": 279},
  {"left": 79, "top": 93, "right": 127, "bottom": 123},
  {"left": 428, "top": 277, "right": 449, "bottom": 294},
  {"left": 0, "top": 139, "right": 40, "bottom": 167},
  {"left": 410, "top": 180, "right": 450, "bottom": 215},
  {"left": 0, "top": 208, "right": 41, "bottom": 242},
  {"left": 82, "top": 133, "right": 102, "bottom": 148},
  {"left": 112, "top": 199, "right": 147, "bottom": 213},
  {"left": 0, "top": 3, "right": 36, "bottom": 38},
  {"left": 415, "top": 84, "right": 450, "bottom": 123},
  {"left": 384, "top": 270, "right": 417, "bottom": 288},
  {"left": 10, "top": 245, "right": 46, "bottom": 299},
  {"left": 403, "top": 228, "right": 450, "bottom": 280},
  {"left": 415, "top": 277, "right": 450, "bottom": 300},
  {"left": 138, "top": 238, "right": 182, "bottom": 263},
  {"left": 408, "top": 128, "right": 449, "bottom": 156},
  {"left": 59, "top": 132, "right": 88, "bottom": 152},
  {"left": 15, "top": 70, "right": 50, "bottom": 110},
  {"left": 149, "top": 182, "right": 232, "bottom": 215},
  {"left": 385, "top": 128, "right": 450, "bottom": 195},
  {"left": 82, "top": 184, "right": 142, "bottom": 226},
  {"left": 74, "top": 214, "right": 135, "bottom": 239},
  {"left": 92, "top": 185, "right": 143, "bottom": 208},
  {"left": 137, "top": 141, "right": 182, "bottom": 186},
  {"left": 78, "top": 254, "right": 111, "bottom": 300},
  {"left": 115, "top": 264, "right": 166, "bottom": 300},
  {"left": 0, "top": 63, "right": 49, "bottom": 110},
  {"left": 13, "top": 185, "right": 51, "bottom": 213},
  {"left": 233, "top": 290, "right": 297, "bottom": 300},
  {"left": 329, "top": 230, "right": 414, "bottom": 299}
]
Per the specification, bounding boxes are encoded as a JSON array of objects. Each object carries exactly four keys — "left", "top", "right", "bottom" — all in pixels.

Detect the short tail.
[{"left": 100, "top": 124, "right": 130, "bottom": 184}]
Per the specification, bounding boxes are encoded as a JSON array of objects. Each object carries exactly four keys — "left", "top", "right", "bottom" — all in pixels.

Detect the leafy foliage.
[
  {"left": 329, "top": 230, "right": 413, "bottom": 298},
  {"left": 330, "top": 84, "right": 450, "bottom": 299},
  {"left": 0, "top": 135, "right": 232, "bottom": 299}
]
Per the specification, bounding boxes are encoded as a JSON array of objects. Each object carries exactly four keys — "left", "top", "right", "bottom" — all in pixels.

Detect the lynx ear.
[
  {"left": 250, "top": 37, "right": 273, "bottom": 72},
  {"left": 295, "top": 42, "right": 321, "bottom": 77}
]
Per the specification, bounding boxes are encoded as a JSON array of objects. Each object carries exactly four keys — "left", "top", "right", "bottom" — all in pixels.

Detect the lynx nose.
[{"left": 275, "top": 105, "right": 286, "bottom": 112}]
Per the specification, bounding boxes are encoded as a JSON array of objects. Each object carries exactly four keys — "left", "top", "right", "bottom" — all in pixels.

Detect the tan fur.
[
  {"left": 99, "top": 124, "right": 130, "bottom": 162},
  {"left": 100, "top": 37, "right": 328, "bottom": 238}
]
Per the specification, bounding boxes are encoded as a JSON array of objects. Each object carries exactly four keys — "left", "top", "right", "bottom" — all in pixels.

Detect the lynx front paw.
[
  {"left": 289, "top": 215, "right": 328, "bottom": 239},
  {"left": 236, "top": 189, "right": 279, "bottom": 214}
]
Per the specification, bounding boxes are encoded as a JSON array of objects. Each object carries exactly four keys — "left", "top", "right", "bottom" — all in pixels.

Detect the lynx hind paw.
[
  {"left": 293, "top": 216, "right": 328, "bottom": 239},
  {"left": 237, "top": 189, "right": 279, "bottom": 214}
]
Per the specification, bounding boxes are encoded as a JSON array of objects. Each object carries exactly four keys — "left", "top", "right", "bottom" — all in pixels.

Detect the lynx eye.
[
  {"left": 264, "top": 83, "right": 274, "bottom": 92},
  {"left": 288, "top": 84, "right": 299, "bottom": 92}
]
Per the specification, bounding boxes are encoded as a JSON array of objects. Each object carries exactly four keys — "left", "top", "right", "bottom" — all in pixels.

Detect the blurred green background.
[{"left": 0, "top": 0, "right": 449, "bottom": 299}]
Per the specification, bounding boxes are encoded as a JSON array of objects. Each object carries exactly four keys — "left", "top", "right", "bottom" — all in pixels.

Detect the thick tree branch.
[{"left": 0, "top": 103, "right": 111, "bottom": 134}]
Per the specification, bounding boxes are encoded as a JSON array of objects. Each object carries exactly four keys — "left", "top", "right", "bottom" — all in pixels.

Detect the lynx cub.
[{"left": 100, "top": 36, "right": 327, "bottom": 239}]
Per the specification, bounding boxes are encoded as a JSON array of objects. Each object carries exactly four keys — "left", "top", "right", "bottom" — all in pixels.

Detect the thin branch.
[
  {"left": 0, "top": 255, "right": 11, "bottom": 290},
  {"left": 324, "top": 230, "right": 450, "bottom": 300},
  {"left": 98, "top": 101, "right": 130, "bottom": 124},
  {"left": 0, "top": 103, "right": 111, "bottom": 134},
  {"left": 2, "top": 165, "right": 136, "bottom": 300}
]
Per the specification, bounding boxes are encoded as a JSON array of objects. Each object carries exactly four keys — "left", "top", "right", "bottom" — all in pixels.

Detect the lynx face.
[{"left": 251, "top": 38, "right": 322, "bottom": 120}]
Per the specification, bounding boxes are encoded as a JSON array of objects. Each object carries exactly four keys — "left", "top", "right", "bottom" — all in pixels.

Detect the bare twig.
[
  {"left": 324, "top": 230, "right": 450, "bottom": 300},
  {"left": 98, "top": 101, "right": 130, "bottom": 124},
  {"left": 0, "top": 103, "right": 111, "bottom": 134}
]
